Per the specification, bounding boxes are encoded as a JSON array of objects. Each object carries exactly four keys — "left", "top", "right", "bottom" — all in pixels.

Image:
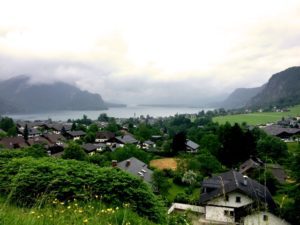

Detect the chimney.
[
  {"left": 243, "top": 175, "right": 248, "bottom": 186},
  {"left": 112, "top": 160, "right": 117, "bottom": 167},
  {"left": 126, "top": 159, "right": 131, "bottom": 167}
]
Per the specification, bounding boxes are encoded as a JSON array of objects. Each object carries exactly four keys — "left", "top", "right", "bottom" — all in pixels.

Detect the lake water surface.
[{"left": 4, "top": 106, "right": 210, "bottom": 121}]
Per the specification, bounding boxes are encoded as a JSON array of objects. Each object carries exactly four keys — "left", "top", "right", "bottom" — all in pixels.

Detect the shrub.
[{"left": 0, "top": 157, "right": 165, "bottom": 223}]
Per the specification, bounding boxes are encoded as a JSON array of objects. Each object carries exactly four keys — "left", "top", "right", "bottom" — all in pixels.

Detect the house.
[
  {"left": 244, "top": 211, "right": 290, "bottom": 225},
  {"left": 261, "top": 125, "right": 300, "bottom": 140},
  {"left": 46, "top": 123, "right": 72, "bottom": 134},
  {"left": 43, "top": 133, "right": 66, "bottom": 147},
  {"left": 27, "top": 136, "right": 50, "bottom": 147},
  {"left": 115, "top": 157, "right": 153, "bottom": 183},
  {"left": 199, "top": 170, "right": 279, "bottom": 224},
  {"left": 82, "top": 143, "right": 97, "bottom": 155},
  {"left": 239, "top": 158, "right": 287, "bottom": 184},
  {"left": 186, "top": 139, "right": 199, "bottom": 153},
  {"left": 139, "top": 140, "right": 156, "bottom": 150},
  {"left": 95, "top": 131, "right": 115, "bottom": 143},
  {"left": 0, "top": 137, "right": 28, "bottom": 149},
  {"left": 113, "top": 134, "right": 138, "bottom": 146},
  {"left": 66, "top": 130, "right": 86, "bottom": 140},
  {"left": 239, "top": 157, "right": 264, "bottom": 174}
]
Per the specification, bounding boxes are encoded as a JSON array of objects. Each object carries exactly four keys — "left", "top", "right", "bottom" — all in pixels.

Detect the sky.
[{"left": 0, "top": 0, "right": 300, "bottom": 105}]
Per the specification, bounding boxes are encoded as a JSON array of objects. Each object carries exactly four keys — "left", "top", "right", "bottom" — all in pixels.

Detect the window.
[
  {"left": 263, "top": 215, "right": 268, "bottom": 221},
  {"left": 224, "top": 210, "right": 234, "bottom": 217},
  {"left": 236, "top": 196, "right": 241, "bottom": 203},
  {"left": 225, "top": 195, "right": 229, "bottom": 201}
]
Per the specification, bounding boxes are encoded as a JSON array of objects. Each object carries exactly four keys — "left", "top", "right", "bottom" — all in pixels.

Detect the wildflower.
[
  {"left": 60, "top": 202, "right": 64, "bottom": 205},
  {"left": 67, "top": 205, "right": 71, "bottom": 209},
  {"left": 30, "top": 211, "right": 35, "bottom": 214},
  {"left": 83, "top": 218, "right": 88, "bottom": 223},
  {"left": 78, "top": 209, "right": 83, "bottom": 213},
  {"left": 37, "top": 215, "right": 40, "bottom": 219},
  {"left": 115, "top": 207, "right": 119, "bottom": 210},
  {"left": 95, "top": 195, "right": 99, "bottom": 199}
]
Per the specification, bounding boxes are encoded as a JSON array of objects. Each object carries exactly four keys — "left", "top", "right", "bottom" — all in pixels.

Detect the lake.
[{"left": 4, "top": 106, "right": 210, "bottom": 121}]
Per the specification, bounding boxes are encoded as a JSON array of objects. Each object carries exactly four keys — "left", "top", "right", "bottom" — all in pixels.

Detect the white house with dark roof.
[{"left": 199, "top": 170, "right": 289, "bottom": 224}]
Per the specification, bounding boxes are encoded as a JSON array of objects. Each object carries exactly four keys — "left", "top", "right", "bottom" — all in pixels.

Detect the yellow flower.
[
  {"left": 30, "top": 211, "right": 35, "bottom": 214},
  {"left": 83, "top": 218, "right": 88, "bottom": 223},
  {"left": 67, "top": 206, "right": 71, "bottom": 209}
]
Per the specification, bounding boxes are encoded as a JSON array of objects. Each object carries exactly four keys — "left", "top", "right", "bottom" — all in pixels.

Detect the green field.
[{"left": 213, "top": 105, "right": 300, "bottom": 125}]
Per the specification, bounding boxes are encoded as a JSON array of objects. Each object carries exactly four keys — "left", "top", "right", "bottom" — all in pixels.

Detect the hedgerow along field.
[{"left": 213, "top": 105, "right": 300, "bottom": 125}]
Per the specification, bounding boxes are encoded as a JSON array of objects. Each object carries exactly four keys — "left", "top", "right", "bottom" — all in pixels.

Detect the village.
[{"left": 0, "top": 111, "right": 299, "bottom": 225}]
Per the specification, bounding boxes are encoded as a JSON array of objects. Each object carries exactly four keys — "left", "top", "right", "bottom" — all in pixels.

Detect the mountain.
[
  {"left": 0, "top": 75, "right": 108, "bottom": 113},
  {"left": 220, "top": 67, "right": 300, "bottom": 110},
  {"left": 220, "top": 86, "right": 265, "bottom": 109},
  {"left": 247, "top": 67, "right": 300, "bottom": 108}
]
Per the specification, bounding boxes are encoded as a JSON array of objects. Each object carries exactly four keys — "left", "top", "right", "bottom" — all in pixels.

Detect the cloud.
[{"left": 0, "top": 0, "right": 300, "bottom": 105}]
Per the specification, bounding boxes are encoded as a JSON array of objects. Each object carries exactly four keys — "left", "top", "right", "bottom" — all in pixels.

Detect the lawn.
[
  {"left": 287, "top": 142, "right": 300, "bottom": 155},
  {"left": 150, "top": 158, "right": 178, "bottom": 170},
  {"left": 166, "top": 179, "right": 199, "bottom": 203},
  {"left": 213, "top": 105, "right": 300, "bottom": 125}
]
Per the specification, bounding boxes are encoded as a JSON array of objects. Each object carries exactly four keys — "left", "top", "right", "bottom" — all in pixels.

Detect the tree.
[
  {"left": 257, "top": 136, "right": 288, "bottom": 163},
  {"left": 199, "top": 134, "right": 221, "bottom": 156},
  {"left": 84, "top": 132, "right": 96, "bottom": 143},
  {"left": 87, "top": 124, "right": 99, "bottom": 133},
  {"left": 98, "top": 113, "right": 109, "bottom": 122},
  {"left": 152, "top": 170, "right": 170, "bottom": 194},
  {"left": 24, "top": 124, "right": 29, "bottom": 141},
  {"left": 71, "top": 122, "right": 77, "bottom": 131},
  {"left": 181, "top": 170, "right": 197, "bottom": 186},
  {"left": 171, "top": 132, "right": 186, "bottom": 154},
  {"left": 62, "top": 142, "right": 86, "bottom": 161}
]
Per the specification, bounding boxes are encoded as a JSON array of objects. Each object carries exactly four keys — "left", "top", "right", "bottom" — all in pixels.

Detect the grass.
[
  {"left": 166, "top": 179, "right": 199, "bottom": 203},
  {"left": 286, "top": 142, "right": 300, "bottom": 155},
  {"left": 213, "top": 105, "right": 300, "bottom": 125},
  {"left": 0, "top": 197, "right": 156, "bottom": 225},
  {"left": 150, "top": 158, "right": 178, "bottom": 171}
]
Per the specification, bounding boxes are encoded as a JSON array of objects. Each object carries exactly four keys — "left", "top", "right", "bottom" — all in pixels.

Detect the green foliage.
[
  {"left": 217, "top": 123, "right": 257, "bottom": 167},
  {"left": 134, "top": 124, "right": 160, "bottom": 142},
  {"left": 0, "top": 117, "right": 15, "bottom": 133},
  {"left": 62, "top": 142, "right": 87, "bottom": 161},
  {"left": 84, "top": 132, "right": 96, "bottom": 143},
  {"left": 0, "top": 157, "right": 165, "bottom": 223},
  {"left": 257, "top": 136, "right": 288, "bottom": 163},
  {"left": 0, "top": 197, "right": 157, "bottom": 225},
  {"left": 87, "top": 124, "right": 99, "bottom": 133},
  {"left": 152, "top": 170, "right": 171, "bottom": 195},
  {"left": 171, "top": 132, "right": 186, "bottom": 154},
  {"left": 24, "top": 124, "right": 29, "bottom": 141},
  {"left": 109, "top": 144, "right": 153, "bottom": 164},
  {"left": 98, "top": 113, "right": 109, "bottom": 122},
  {"left": 199, "top": 134, "right": 220, "bottom": 156}
]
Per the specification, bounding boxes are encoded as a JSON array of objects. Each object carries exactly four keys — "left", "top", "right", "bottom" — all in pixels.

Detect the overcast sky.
[{"left": 0, "top": 0, "right": 300, "bottom": 105}]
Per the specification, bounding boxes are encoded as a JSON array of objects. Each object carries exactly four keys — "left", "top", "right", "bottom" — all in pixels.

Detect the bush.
[{"left": 0, "top": 157, "right": 165, "bottom": 223}]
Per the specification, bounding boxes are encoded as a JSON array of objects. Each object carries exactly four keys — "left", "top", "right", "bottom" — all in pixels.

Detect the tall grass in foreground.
[{"left": 0, "top": 197, "right": 156, "bottom": 225}]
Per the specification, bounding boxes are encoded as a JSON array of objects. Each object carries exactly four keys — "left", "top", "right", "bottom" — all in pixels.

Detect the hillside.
[
  {"left": 221, "top": 67, "right": 300, "bottom": 110},
  {"left": 220, "top": 86, "right": 264, "bottom": 109},
  {"left": 0, "top": 75, "right": 108, "bottom": 113},
  {"left": 248, "top": 67, "right": 300, "bottom": 108}
]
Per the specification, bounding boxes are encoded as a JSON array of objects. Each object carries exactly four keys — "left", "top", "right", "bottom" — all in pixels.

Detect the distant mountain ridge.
[
  {"left": 220, "top": 67, "right": 300, "bottom": 109},
  {"left": 220, "top": 86, "right": 265, "bottom": 109},
  {"left": 0, "top": 75, "right": 108, "bottom": 113}
]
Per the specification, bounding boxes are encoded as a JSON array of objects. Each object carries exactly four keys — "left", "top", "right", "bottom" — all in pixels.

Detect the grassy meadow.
[
  {"left": 213, "top": 105, "right": 300, "bottom": 125},
  {"left": 0, "top": 197, "right": 156, "bottom": 225}
]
